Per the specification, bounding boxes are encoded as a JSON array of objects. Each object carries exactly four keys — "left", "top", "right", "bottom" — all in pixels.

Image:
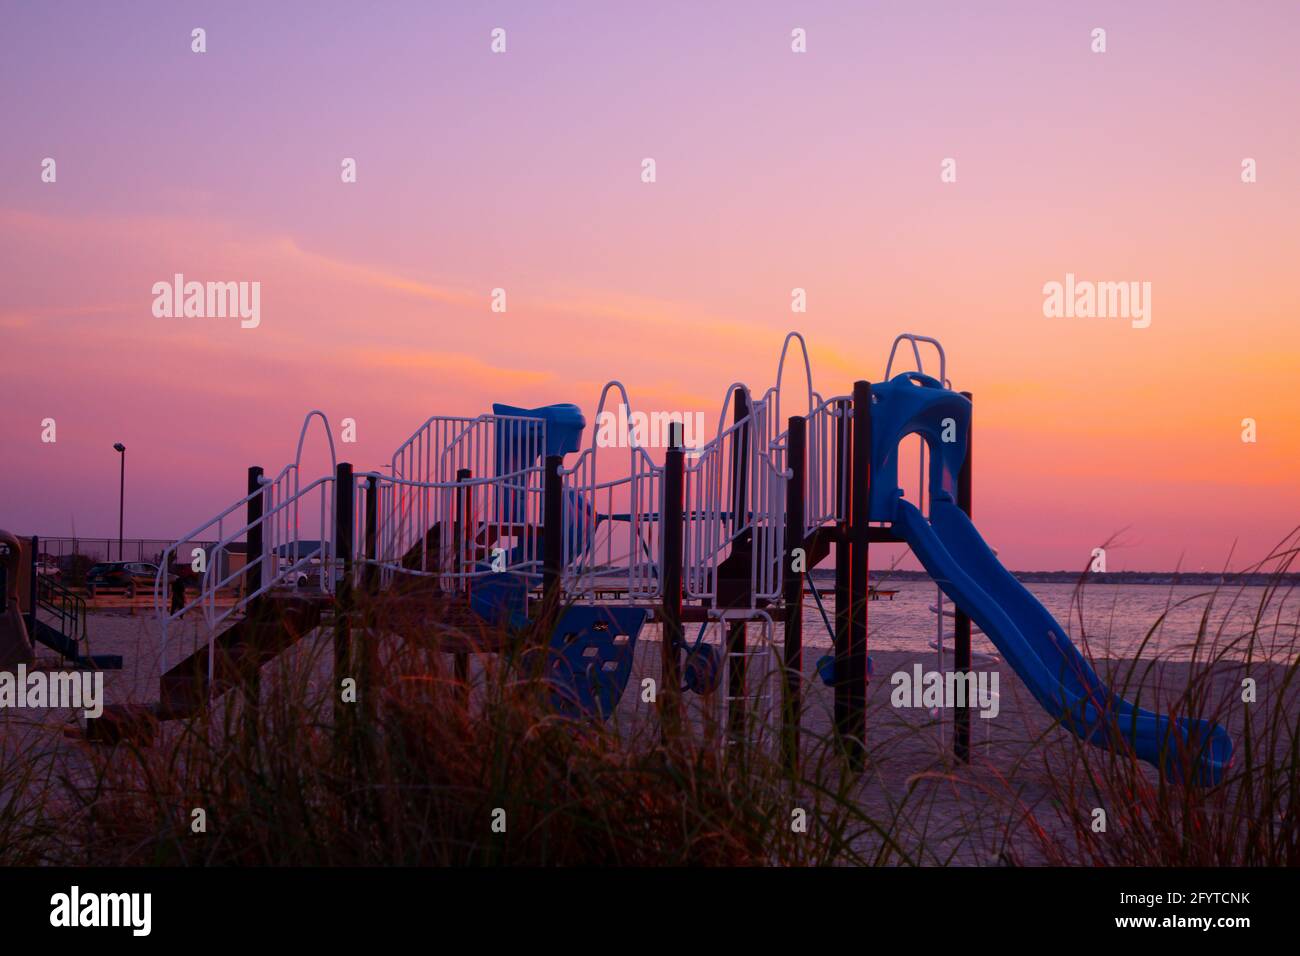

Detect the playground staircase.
[
  {"left": 158, "top": 591, "right": 329, "bottom": 716},
  {"left": 91, "top": 591, "right": 329, "bottom": 743},
  {"left": 32, "top": 575, "right": 122, "bottom": 669}
]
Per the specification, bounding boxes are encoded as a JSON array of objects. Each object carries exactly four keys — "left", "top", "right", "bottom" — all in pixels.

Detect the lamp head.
[{"left": 113, "top": 443, "right": 125, "bottom": 453}]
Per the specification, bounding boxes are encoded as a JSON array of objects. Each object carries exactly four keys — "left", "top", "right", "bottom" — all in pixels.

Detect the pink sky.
[{"left": 1, "top": 2, "right": 1298, "bottom": 570}]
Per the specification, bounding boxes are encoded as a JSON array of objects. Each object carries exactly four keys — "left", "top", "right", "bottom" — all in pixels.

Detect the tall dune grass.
[
  {"left": 1024, "top": 531, "right": 1300, "bottom": 865},
  {"left": 0, "top": 536, "right": 1295, "bottom": 866},
  {"left": 39, "top": 589, "right": 917, "bottom": 866}
]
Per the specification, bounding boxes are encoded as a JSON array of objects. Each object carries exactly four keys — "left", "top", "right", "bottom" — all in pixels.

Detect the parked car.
[
  {"left": 85, "top": 561, "right": 159, "bottom": 594},
  {"left": 273, "top": 543, "right": 342, "bottom": 588},
  {"left": 35, "top": 556, "right": 61, "bottom": 578},
  {"left": 280, "top": 556, "right": 345, "bottom": 589}
]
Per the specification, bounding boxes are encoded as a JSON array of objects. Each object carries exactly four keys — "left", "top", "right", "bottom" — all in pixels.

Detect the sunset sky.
[{"left": 2, "top": 1, "right": 1297, "bottom": 571}]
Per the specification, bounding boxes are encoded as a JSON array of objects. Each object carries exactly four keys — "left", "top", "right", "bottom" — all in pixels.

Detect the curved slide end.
[{"left": 892, "top": 499, "right": 1232, "bottom": 786}]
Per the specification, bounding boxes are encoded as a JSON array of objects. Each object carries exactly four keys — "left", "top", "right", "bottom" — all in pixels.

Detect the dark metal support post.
[
  {"left": 362, "top": 474, "right": 379, "bottom": 728},
  {"left": 28, "top": 535, "right": 39, "bottom": 633},
  {"left": 846, "top": 380, "right": 872, "bottom": 769},
  {"left": 833, "top": 401, "right": 852, "bottom": 748},
  {"left": 782, "top": 416, "right": 806, "bottom": 771},
  {"left": 334, "top": 462, "right": 354, "bottom": 736},
  {"left": 542, "top": 454, "right": 564, "bottom": 639},
  {"left": 246, "top": 467, "right": 264, "bottom": 603},
  {"left": 726, "top": 389, "right": 751, "bottom": 746},
  {"left": 363, "top": 475, "right": 379, "bottom": 595},
  {"left": 729, "top": 390, "right": 751, "bottom": 532},
  {"left": 116, "top": 447, "right": 125, "bottom": 561},
  {"left": 954, "top": 391, "right": 974, "bottom": 762},
  {"left": 661, "top": 422, "right": 685, "bottom": 736},
  {"left": 454, "top": 467, "right": 472, "bottom": 688},
  {"left": 240, "top": 466, "right": 266, "bottom": 731}
]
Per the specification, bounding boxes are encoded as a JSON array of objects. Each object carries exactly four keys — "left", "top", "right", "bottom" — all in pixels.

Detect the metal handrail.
[
  {"left": 560, "top": 382, "right": 665, "bottom": 599},
  {"left": 774, "top": 331, "right": 815, "bottom": 428},
  {"left": 154, "top": 411, "right": 338, "bottom": 669},
  {"left": 202, "top": 474, "right": 335, "bottom": 618},
  {"left": 36, "top": 575, "right": 87, "bottom": 647},
  {"left": 884, "top": 333, "right": 948, "bottom": 387}
]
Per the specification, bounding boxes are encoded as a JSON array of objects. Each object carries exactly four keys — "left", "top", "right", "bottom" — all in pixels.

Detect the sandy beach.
[{"left": 6, "top": 605, "right": 1291, "bottom": 866}]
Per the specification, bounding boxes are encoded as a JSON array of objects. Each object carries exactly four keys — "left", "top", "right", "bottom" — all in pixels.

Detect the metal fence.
[{"left": 36, "top": 537, "right": 219, "bottom": 568}]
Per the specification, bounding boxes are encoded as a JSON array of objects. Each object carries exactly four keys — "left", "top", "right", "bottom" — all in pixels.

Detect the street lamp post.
[{"left": 113, "top": 443, "right": 125, "bottom": 561}]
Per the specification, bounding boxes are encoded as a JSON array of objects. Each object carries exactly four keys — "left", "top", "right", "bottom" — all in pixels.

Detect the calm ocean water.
[{"left": 797, "top": 579, "right": 1300, "bottom": 663}]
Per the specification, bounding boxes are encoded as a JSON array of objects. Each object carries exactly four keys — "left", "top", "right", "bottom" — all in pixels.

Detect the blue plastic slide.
[{"left": 893, "top": 494, "right": 1232, "bottom": 784}]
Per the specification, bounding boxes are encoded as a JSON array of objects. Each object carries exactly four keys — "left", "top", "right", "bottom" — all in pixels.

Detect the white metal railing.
[
  {"left": 154, "top": 480, "right": 264, "bottom": 671},
  {"left": 683, "top": 385, "right": 786, "bottom": 605},
  {"left": 804, "top": 394, "right": 852, "bottom": 536},
  {"left": 751, "top": 432, "right": 787, "bottom": 602},
  {"left": 364, "top": 463, "right": 546, "bottom": 597},
  {"left": 387, "top": 414, "right": 548, "bottom": 584},
  {"left": 885, "top": 333, "right": 948, "bottom": 389},
  {"left": 154, "top": 410, "right": 553, "bottom": 677},
  {"left": 883, "top": 331, "right": 950, "bottom": 518},
  {"left": 201, "top": 472, "right": 335, "bottom": 633},
  {"left": 717, "top": 609, "right": 782, "bottom": 747},
  {"left": 560, "top": 382, "right": 664, "bottom": 600},
  {"left": 683, "top": 384, "right": 753, "bottom": 603},
  {"left": 154, "top": 411, "right": 337, "bottom": 672},
  {"left": 772, "top": 331, "right": 825, "bottom": 433}
]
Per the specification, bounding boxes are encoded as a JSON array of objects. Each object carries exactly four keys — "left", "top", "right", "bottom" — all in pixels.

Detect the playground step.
[
  {"left": 30, "top": 619, "right": 122, "bottom": 669},
  {"left": 158, "top": 592, "right": 329, "bottom": 717},
  {"left": 29, "top": 617, "right": 79, "bottom": 660}
]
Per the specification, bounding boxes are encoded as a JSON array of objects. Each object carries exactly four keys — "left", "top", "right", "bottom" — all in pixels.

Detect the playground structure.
[
  {"left": 0, "top": 529, "right": 123, "bottom": 671},
  {"left": 101, "top": 332, "right": 1229, "bottom": 783}
]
